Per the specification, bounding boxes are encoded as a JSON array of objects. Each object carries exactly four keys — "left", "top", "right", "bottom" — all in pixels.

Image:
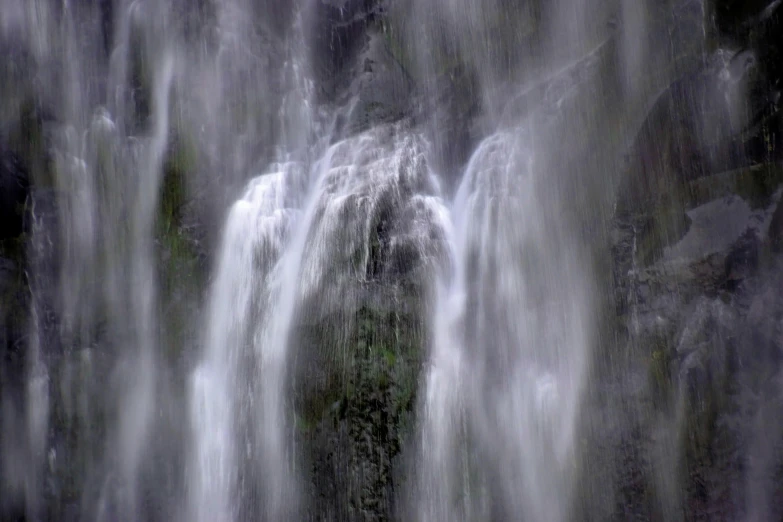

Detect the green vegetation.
[
  {"left": 296, "top": 306, "right": 420, "bottom": 434},
  {"left": 622, "top": 162, "right": 783, "bottom": 266},
  {"left": 649, "top": 341, "right": 674, "bottom": 407},
  {"left": 10, "top": 101, "right": 55, "bottom": 189},
  {"left": 155, "top": 135, "right": 204, "bottom": 363},
  {"left": 295, "top": 303, "right": 424, "bottom": 519}
]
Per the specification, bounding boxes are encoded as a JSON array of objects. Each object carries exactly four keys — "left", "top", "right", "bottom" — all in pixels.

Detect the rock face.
[
  {"left": 607, "top": 219, "right": 783, "bottom": 519},
  {"left": 608, "top": 154, "right": 783, "bottom": 520},
  {"left": 295, "top": 306, "right": 424, "bottom": 521},
  {"left": 595, "top": 5, "right": 783, "bottom": 517},
  {"left": 0, "top": 149, "right": 34, "bottom": 522},
  {"left": 0, "top": 149, "right": 29, "bottom": 241},
  {"left": 0, "top": 146, "right": 30, "bottom": 380}
]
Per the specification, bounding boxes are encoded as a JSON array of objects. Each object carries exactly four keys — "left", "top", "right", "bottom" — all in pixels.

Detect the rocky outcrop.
[
  {"left": 602, "top": 6, "right": 783, "bottom": 512},
  {"left": 307, "top": 0, "right": 388, "bottom": 101},
  {"left": 608, "top": 157, "right": 783, "bottom": 519},
  {"left": 282, "top": 125, "right": 446, "bottom": 520}
]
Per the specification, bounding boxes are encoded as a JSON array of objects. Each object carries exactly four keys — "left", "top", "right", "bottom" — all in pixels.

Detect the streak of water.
[
  {"left": 419, "top": 126, "right": 593, "bottom": 521},
  {"left": 189, "top": 163, "right": 305, "bottom": 521}
]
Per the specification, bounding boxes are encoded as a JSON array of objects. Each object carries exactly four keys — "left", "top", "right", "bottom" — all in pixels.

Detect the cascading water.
[
  {"left": 190, "top": 121, "right": 447, "bottom": 521},
  {"left": 2, "top": 1, "right": 176, "bottom": 519},
  {"left": 189, "top": 162, "right": 307, "bottom": 522},
  {"left": 419, "top": 123, "right": 594, "bottom": 522},
  {"left": 1, "top": 0, "right": 314, "bottom": 519},
  {"left": 3, "top": 0, "right": 783, "bottom": 521},
  {"left": 186, "top": 2, "right": 317, "bottom": 519}
]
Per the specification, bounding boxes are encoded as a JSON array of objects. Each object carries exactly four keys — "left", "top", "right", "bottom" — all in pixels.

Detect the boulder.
[{"left": 285, "top": 126, "right": 445, "bottom": 520}]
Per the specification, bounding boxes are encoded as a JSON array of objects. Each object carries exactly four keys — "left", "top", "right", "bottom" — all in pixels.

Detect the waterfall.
[
  {"left": 1, "top": 0, "right": 315, "bottom": 519},
  {"left": 189, "top": 161, "right": 307, "bottom": 521},
  {"left": 419, "top": 124, "right": 593, "bottom": 520},
  {"left": 189, "top": 122, "right": 446, "bottom": 520},
  {"left": 3, "top": 0, "right": 781, "bottom": 521},
  {"left": 5, "top": 1, "right": 177, "bottom": 518}
]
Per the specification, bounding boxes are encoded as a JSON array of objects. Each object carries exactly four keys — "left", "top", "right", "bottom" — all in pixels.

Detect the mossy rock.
[
  {"left": 155, "top": 135, "right": 204, "bottom": 364},
  {"left": 295, "top": 305, "right": 421, "bottom": 431},
  {"left": 649, "top": 339, "right": 675, "bottom": 408},
  {"left": 685, "top": 162, "right": 783, "bottom": 210},
  {"left": 7, "top": 101, "right": 55, "bottom": 190},
  {"left": 621, "top": 163, "right": 783, "bottom": 267},
  {"left": 159, "top": 134, "right": 198, "bottom": 228},
  {"left": 295, "top": 304, "right": 425, "bottom": 520}
]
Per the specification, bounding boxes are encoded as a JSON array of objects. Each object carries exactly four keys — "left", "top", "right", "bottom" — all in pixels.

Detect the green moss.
[
  {"left": 649, "top": 343, "right": 673, "bottom": 407},
  {"left": 628, "top": 163, "right": 783, "bottom": 266},
  {"left": 154, "top": 136, "right": 203, "bottom": 363},
  {"left": 295, "top": 411, "right": 319, "bottom": 434},
  {"left": 296, "top": 304, "right": 424, "bottom": 516},
  {"left": 9, "top": 101, "right": 55, "bottom": 189},
  {"left": 732, "top": 163, "right": 783, "bottom": 208},
  {"left": 381, "top": 347, "right": 396, "bottom": 366},
  {"left": 683, "top": 163, "right": 783, "bottom": 210},
  {"left": 159, "top": 137, "right": 196, "bottom": 228}
]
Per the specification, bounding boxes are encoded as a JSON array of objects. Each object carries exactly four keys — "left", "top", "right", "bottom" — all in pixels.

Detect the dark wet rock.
[
  {"left": 0, "top": 254, "right": 26, "bottom": 363},
  {"left": 769, "top": 193, "right": 783, "bottom": 249},
  {"left": 709, "top": 0, "right": 783, "bottom": 165},
  {"left": 272, "top": 127, "right": 444, "bottom": 520},
  {"left": 421, "top": 63, "right": 482, "bottom": 182},
  {"left": 713, "top": 0, "right": 783, "bottom": 74},
  {"left": 155, "top": 136, "right": 209, "bottom": 366},
  {"left": 290, "top": 126, "right": 447, "bottom": 325},
  {"left": 307, "top": 0, "right": 388, "bottom": 104},
  {"left": 340, "top": 32, "right": 414, "bottom": 136},
  {"left": 622, "top": 51, "right": 760, "bottom": 210},
  {"left": 22, "top": 188, "right": 62, "bottom": 361},
  {"left": 614, "top": 163, "right": 783, "bottom": 274},
  {"left": 0, "top": 257, "right": 16, "bottom": 292},
  {"left": 305, "top": 1, "right": 415, "bottom": 140},
  {"left": 675, "top": 298, "right": 734, "bottom": 389},
  {"left": 610, "top": 153, "right": 783, "bottom": 520},
  {"left": 0, "top": 148, "right": 29, "bottom": 241},
  {"left": 294, "top": 305, "right": 423, "bottom": 522},
  {"left": 5, "top": 101, "right": 57, "bottom": 190},
  {"left": 0, "top": 144, "right": 31, "bottom": 390},
  {"left": 723, "top": 229, "right": 761, "bottom": 287}
]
